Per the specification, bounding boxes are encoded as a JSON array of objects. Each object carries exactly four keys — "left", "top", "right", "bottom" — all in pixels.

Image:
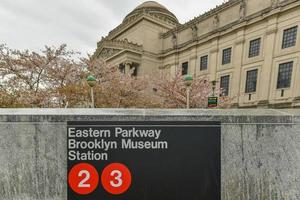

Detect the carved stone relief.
[
  {"left": 213, "top": 15, "right": 219, "bottom": 29},
  {"left": 191, "top": 25, "right": 198, "bottom": 41},
  {"left": 99, "top": 48, "right": 121, "bottom": 59},
  {"left": 240, "top": 0, "right": 246, "bottom": 20}
]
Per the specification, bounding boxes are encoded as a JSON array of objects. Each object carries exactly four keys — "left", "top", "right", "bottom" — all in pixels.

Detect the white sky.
[{"left": 0, "top": 0, "right": 225, "bottom": 55}]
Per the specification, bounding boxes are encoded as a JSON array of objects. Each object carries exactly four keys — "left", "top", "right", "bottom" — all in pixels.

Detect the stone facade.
[{"left": 94, "top": 0, "right": 300, "bottom": 108}]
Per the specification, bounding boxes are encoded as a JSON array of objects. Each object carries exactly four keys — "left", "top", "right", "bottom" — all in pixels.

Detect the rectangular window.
[
  {"left": 245, "top": 69, "right": 258, "bottom": 93},
  {"left": 249, "top": 38, "right": 261, "bottom": 58},
  {"left": 222, "top": 48, "right": 232, "bottom": 65},
  {"left": 277, "top": 62, "right": 293, "bottom": 89},
  {"left": 182, "top": 62, "right": 188, "bottom": 75},
  {"left": 200, "top": 55, "right": 208, "bottom": 71},
  {"left": 220, "top": 75, "right": 230, "bottom": 96},
  {"left": 282, "top": 26, "right": 298, "bottom": 49}
]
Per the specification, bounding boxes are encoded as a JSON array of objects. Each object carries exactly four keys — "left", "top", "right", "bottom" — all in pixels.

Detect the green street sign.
[{"left": 208, "top": 97, "right": 218, "bottom": 108}]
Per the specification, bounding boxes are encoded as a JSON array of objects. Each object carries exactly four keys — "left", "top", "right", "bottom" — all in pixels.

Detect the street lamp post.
[
  {"left": 184, "top": 74, "right": 193, "bottom": 109},
  {"left": 212, "top": 80, "right": 217, "bottom": 97},
  {"left": 86, "top": 75, "right": 96, "bottom": 108},
  {"left": 208, "top": 80, "right": 219, "bottom": 108}
]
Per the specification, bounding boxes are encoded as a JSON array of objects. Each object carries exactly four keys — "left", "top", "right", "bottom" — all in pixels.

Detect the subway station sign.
[{"left": 67, "top": 121, "right": 221, "bottom": 200}]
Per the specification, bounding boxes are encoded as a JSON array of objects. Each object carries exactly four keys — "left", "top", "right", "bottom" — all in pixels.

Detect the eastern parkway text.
[
  {"left": 68, "top": 127, "right": 168, "bottom": 161},
  {"left": 68, "top": 127, "right": 162, "bottom": 139}
]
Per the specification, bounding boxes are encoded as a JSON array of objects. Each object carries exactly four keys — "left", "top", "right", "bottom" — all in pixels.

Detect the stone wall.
[{"left": 0, "top": 109, "right": 299, "bottom": 200}]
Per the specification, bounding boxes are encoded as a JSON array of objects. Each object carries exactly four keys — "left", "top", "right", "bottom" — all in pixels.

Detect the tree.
[
  {"left": 154, "top": 70, "right": 233, "bottom": 108},
  {"left": 0, "top": 44, "right": 84, "bottom": 107},
  {"left": 0, "top": 44, "right": 161, "bottom": 108},
  {"left": 0, "top": 44, "right": 235, "bottom": 108},
  {"left": 84, "top": 58, "right": 161, "bottom": 108}
]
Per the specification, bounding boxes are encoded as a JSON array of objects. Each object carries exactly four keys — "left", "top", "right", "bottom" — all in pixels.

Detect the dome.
[
  {"left": 123, "top": 1, "right": 178, "bottom": 24},
  {"left": 136, "top": 1, "right": 168, "bottom": 10}
]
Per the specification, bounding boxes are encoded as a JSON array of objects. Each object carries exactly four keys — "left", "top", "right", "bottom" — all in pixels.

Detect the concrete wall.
[{"left": 0, "top": 109, "right": 299, "bottom": 200}]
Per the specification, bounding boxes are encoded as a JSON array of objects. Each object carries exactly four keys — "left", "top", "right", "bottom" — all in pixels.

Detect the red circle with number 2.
[
  {"left": 68, "top": 163, "right": 99, "bottom": 195},
  {"left": 101, "top": 163, "right": 132, "bottom": 195}
]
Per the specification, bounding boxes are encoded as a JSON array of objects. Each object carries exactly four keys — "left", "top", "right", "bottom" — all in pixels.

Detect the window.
[
  {"left": 277, "top": 62, "right": 293, "bottom": 89},
  {"left": 222, "top": 48, "right": 232, "bottom": 65},
  {"left": 119, "top": 64, "right": 125, "bottom": 74},
  {"left": 245, "top": 69, "right": 258, "bottom": 93},
  {"left": 200, "top": 55, "right": 208, "bottom": 71},
  {"left": 220, "top": 75, "right": 230, "bottom": 96},
  {"left": 249, "top": 38, "right": 261, "bottom": 58},
  {"left": 182, "top": 62, "right": 188, "bottom": 75},
  {"left": 282, "top": 26, "right": 298, "bottom": 49}
]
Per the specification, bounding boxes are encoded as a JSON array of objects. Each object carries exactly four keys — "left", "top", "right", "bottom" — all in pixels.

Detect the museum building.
[{"left": 93, "top": 0, "right": 300, "bottom": 108}]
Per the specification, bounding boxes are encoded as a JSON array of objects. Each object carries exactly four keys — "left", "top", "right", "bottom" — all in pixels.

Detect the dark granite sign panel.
[{"left": 67, "top": 121, "right": 221, "bottom": 200}]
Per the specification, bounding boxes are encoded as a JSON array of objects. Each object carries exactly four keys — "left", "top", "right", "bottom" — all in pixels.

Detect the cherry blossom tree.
[
  {"left": 0, "top": 44, "right": 235, "bottom": 108},
  {"left": 0, "top": 44, "right": 161, "bottom": 108},
  {"left": 0, "top": 44, "right": 84, "bottom": 107},
  {"left": 154, "top": 70, "right": 233, "bottom": 108},
  {"left": 84, "top": 58, "right": 161, "bottom": 108}
]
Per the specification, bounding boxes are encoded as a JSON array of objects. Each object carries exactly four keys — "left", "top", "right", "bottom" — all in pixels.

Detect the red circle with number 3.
[
  {"left": 101, "top": 163, "right": 132, "bottom": 195},
  {"left": 68, "top": 163, "right": 99, "bottom": 195}
]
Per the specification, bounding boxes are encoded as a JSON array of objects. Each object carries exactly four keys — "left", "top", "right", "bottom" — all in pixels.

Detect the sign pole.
[
  {"left": 184, "top": 74, "right": 193, "bottom": 109},
  {"left": 91, "top": 87, "right": 94, "bottom": 108},
  {"left": 187, "top": 87, "right": 190, "bottom": 109}
]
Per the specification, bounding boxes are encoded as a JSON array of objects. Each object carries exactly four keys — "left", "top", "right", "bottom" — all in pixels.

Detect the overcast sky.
[{"left": 0, "top": 0, "right": 225, "bottom": 55}]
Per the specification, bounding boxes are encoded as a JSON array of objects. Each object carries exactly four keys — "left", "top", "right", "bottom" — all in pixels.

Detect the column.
[
  {"left": 189, "top": 49, "right": 197, "bottom": 76},
  {"left": 232, "top": 29, "right": 245, "bottom": 107},
  {"left": 209, "top": 39, "right": 219, "bottom": 82},
  {"left": 258, "top": 16, "right": 278, "bottom": 107},
  {"left": 124, "top": 61, "right": 132, "bottom": 75}
]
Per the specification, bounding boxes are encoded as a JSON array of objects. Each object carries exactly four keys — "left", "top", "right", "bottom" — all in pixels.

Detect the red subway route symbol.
[
  {"left": 101, "top": 163, "right": 132, "bottom": 195},
  {"left": 68, "top": 163, "right": 99, "bottom": 195}
]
